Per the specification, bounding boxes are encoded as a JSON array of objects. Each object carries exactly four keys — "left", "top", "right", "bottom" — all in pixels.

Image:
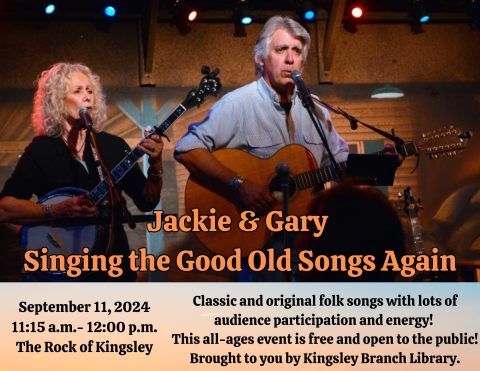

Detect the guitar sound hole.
[{"left": 269, "top": 175, "right": 297, "bottom": 203}]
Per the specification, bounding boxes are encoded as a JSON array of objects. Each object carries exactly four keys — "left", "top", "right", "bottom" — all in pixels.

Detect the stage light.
[
  {"left": 173, "top": 0, "right": 197, "bottom": 23},
  {"left": 348, "top": 1, "right": 365, "bottom": 19},
  {"left": 351, "top": 7, "right": 363, "bottom": 18},
  {"left": 344, "top": 1, "right": 366, "bottom": 33},
  {"left": 104, "top": 6, "right": 116, "bottom": 17},
  {"left": 234, "top": 0, "right": 253, "bottom": 25},
  {"left": 45, "top": 4, "right": 55, "bottom": 15},
  {"left": 411, "top": 0, "right": 430, "bottom": 23},
  {"left": 298, "top": 1, "right": 316, "bottom": 21}
]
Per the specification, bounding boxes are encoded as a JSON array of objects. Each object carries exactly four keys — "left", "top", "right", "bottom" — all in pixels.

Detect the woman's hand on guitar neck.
[
  {"left": 236, "top": 179, "right": 276, "bottom": 216},
  {"left": 51, "top": 195, "right": 97, "bottom": 219}
]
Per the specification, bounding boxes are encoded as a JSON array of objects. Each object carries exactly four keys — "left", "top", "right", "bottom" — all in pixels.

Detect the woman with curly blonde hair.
[
  {"left": 32, "top": 63, "right": 107, "bottom": 137},
  {"left": 0, "top": 62, "right": 164, "bottom": 281}
]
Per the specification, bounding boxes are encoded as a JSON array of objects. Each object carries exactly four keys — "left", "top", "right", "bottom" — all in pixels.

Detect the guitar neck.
[
  {"left": 294, "top": 161, "right": 347, "bottom": 190},
  {"left": 294, "top": 138, "right": 421, "bottom": 190},
  {"left": 409, "top": 216, "right": 425, "bottom": 256},
  {"left": 88, "top": 104, "right": 187, "bottom": 206}
]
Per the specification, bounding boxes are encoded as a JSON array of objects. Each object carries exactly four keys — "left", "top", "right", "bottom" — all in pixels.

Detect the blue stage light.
[
  {"left": 420, "top": 15, "right": 430, "bottom": 23},
  {"left": 105, "top": 6, "right": 116, "bottom": 17},
  {"left": 45, "top": 4, "right": 55, "bottom": 14},
  {"left": 298, "top": 1, "right": 316, "bottom": 21},
  {"left": 411, "top": 0, "right": 430, "bottom": 24},
  {"left": 242, "top": 16, "right": 252, "bottom": 25},
  {"left": 304, "top": 10, "right": 315, "bottom": 20},
  {"left": 234, "top": 1, "right": 253, "bottom": 26}
]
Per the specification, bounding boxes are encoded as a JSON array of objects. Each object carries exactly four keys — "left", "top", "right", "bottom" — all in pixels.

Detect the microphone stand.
[
  {"left": 277, "top": 164, "right": 291, "bottom": 282},
  {"left": 297, "top": 90, "right": 343, "bottom": 181},
  {"left": 309, "top": 97, "right": 423, "bottom": 171},
  {"left": 87, "top": 129, "right": 137, "bottom": 230}
]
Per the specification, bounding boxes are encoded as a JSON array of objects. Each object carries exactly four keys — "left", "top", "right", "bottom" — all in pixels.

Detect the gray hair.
[
  {"left": 32, "top": 62, "right": 107, "bottom": 137},
  {"left": 254, "top": 16, "right": 311, "bottom": 75}
]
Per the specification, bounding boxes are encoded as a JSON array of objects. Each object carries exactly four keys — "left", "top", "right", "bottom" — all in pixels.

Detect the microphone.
[
  {"left": 79, "top": 108, "right": 93, "bottom": 129},
  {"left": 276, "top": 163, "right": 290, "bottom": 177},
  {"left": 291, "top": 69, "right": 311, "bottom": 101}
]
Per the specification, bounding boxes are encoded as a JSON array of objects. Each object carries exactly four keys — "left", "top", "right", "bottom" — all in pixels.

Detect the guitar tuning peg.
[
  {"left": 434, "top": 154, "right": 439, "bottom": 159},
  {"left": 449, "top": 125, "right": 454, "bottom": 129},
  {"left": 453, "top": 151, "right": 457, "bottom": 155},
  {"left": 460, "top": 150, "right": 463, "bottom": 154},
  {"left": 422, "top": 133, "right": 426, "bottom": 138}
]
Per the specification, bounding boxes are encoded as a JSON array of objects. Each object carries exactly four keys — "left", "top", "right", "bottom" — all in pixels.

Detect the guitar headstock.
[
  {"left": 402, "top": 186, "right": 422, "bottom": 218},
  {"left": 416, "top": 126, "right": 471, "bottom": 159},
  {"left": 181, "top": 66, "right": 222, "bottom": 110}
]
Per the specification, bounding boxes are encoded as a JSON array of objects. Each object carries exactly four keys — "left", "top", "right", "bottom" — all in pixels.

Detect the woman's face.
[{"left": 64, "top": 72, "right": 95, "bottom": 125}]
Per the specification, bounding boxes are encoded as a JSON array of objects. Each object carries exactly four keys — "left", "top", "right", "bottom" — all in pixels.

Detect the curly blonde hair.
[{"left": 32, "top": 62, "right": 108, "bottom": 137}]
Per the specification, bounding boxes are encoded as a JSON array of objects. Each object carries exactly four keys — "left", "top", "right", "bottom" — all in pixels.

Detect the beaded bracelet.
[
  {"left": 45, "top": 204, "right": 54, "bottom": 222},
  {"left": 148, "top": 167, "right": 164, "bottom": 179}
]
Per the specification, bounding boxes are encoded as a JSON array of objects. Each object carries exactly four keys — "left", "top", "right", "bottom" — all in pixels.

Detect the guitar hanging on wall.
[
  {"left": 402, "top": 186, "right": 448, "bottom": 282},
  {"left": 21, "top": 66, "right": 222, "bottom": 281}
]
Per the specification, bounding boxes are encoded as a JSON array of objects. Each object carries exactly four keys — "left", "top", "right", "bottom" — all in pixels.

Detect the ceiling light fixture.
[{"left": 371, "top": 84, "right": 405, "bottom": 99}]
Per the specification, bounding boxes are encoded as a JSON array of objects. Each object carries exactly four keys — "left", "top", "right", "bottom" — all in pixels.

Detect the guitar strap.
[{"left": 89, "top": 141, "right": 109, "bottom": 206}]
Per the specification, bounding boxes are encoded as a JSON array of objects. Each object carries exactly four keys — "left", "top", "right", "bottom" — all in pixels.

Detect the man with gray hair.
[{"left": 175, "top": 16, "right": 349, "bottom": 281}]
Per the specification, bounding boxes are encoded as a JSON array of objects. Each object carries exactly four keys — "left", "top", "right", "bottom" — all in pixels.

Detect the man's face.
[
  {"left": 64, "top": 72, "right": 95, "bottom": 124},
  {"left": 259, "top": 28, "right": 304, "bottom": 98}
]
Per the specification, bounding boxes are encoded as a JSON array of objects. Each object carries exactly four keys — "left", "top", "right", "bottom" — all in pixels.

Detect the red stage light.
[{"left": 351, "top": 6, "right": 363, "bottom": 18}]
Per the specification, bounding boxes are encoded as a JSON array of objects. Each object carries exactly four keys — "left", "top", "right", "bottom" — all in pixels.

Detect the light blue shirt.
[{"left": 175, "top": 77, "right": 349, "bottom": 168}]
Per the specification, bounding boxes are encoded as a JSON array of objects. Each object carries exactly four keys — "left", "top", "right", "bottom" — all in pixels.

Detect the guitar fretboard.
[
  {"left": 88, "top": 105, "right": 187, "bottom": 206},
  {"left": 294, "top": 161, "right": 347, "bottom": 190}
]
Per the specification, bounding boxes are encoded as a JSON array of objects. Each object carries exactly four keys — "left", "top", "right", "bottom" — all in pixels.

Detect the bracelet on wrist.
[
  {"left": 45, "top": 204, "right": 54, "bottom": 222},
  {"left": 148, "top": 167, "right": 164, "bottom": 179},
  {"left": 229, "top": 174, "right": 245, "bottom": 191}
]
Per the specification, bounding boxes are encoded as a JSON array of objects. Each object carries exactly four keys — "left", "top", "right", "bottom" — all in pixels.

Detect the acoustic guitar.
[{"left": 186, "top": 127, "right": 470, "bottom": 257}]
